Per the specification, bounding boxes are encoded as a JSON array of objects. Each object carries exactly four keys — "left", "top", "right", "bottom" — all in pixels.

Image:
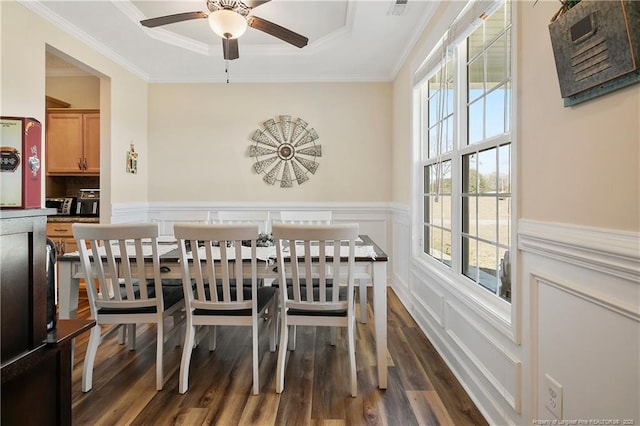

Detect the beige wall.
[
  {"left": 147, "top": 82, "right": 392, "bottom": 202},
  {"left": 0, "top": 1, "right": 149, "bottom": 213},
  {"left": 3, "top": 0, "right": 637, "bottom": 228},
  {"left": 519, "top": 0, "right": 639, "bottom": 232},
  {"left": 391, "top": 1, "right": 468, "bottom": 206},
  {"left": 46, "top": 76, "right": 100, "bottom": 109},
  {"left": 391, "top": 0, "right": 640, "bottom": 232}
]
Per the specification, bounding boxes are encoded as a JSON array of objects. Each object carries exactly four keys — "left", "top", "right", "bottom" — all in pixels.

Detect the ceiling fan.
[{"left": 140, "top": 0, "right": 309, "bottom": 61}]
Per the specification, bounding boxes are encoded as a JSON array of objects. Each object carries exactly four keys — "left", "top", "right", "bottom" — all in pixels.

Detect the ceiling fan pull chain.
[{"left": 225, "top": 60, "right": 230, "bottom": 83}]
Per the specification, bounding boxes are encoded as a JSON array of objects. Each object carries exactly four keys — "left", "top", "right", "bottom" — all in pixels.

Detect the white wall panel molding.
[
  {"left": 528, "top": 271, "right": 640, "bottom": 421},
  {"left": 531, "top": 272, "right": 639, "bottom": 324},
  {"left": 446, "top": 301, "right": 522, "bottom": 413},
  {"left": 111, "top": 202, "right": 148, "bottom": 224},
  {"left": 116, "top": 201, "right": 393, "bottom": 221},
  {"left": 410, "top": 258, "right": 516, "bottom": 341},
  {"left": 405, "top": 284, "right": 514, "bottom": 425},
  {"left": 391, "top": 206, "right": 411, "bottom": 297},
  {"left": 519, "top": 219, "right": 640, "bottom": 283},
  {"left": 409, "top": 268, "right": 446, "bottom": 327},
  {"left": 112, "top": 201, "right": 393, "bottom": 253}
]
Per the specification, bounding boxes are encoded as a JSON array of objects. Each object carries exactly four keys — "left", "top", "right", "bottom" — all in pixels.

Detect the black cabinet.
[
  {"left": 0, "top": 209, "right": 94, "bottom": 425},
  {"left": 0, "top": 209, "right": 49, "bottom": 363}
]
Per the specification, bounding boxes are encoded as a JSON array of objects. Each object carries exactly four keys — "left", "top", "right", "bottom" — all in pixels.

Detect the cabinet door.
[
  {"left": 83, "top": 113, "right": 100, "bottom": 174},
  {"left": 46, "top": 113, "right": 84, "bottom": 174},
  {"left": 47, "top": 223, "right": 73, "bottom": 256}
]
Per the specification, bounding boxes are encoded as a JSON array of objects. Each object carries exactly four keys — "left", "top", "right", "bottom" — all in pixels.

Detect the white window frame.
[{"left": 411, "top": 0, "right": 519, "bottom": 338}]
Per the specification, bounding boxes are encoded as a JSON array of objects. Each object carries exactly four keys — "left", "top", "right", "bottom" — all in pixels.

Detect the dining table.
[{"left": 56, "top": 234, "right": 389, "bottom": 389}]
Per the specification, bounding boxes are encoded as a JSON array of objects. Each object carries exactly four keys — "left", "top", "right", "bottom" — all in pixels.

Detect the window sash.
[{"left": 419, "top": 0, "right": 512, "bottom": 304}]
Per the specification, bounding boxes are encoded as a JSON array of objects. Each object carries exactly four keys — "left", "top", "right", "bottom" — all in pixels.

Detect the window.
[{"left": 419, "top": 0, "right": 513, "bottom": 303}]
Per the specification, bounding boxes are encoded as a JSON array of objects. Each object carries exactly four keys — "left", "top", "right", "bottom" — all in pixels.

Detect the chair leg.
[
  {"left": 268, "top": 298, "right": 278, "bottom": 352},
  {"left": 156, "top": 319, "right": 164, "bottom": 391},
  {"left": 128, "top": 324, "right": 136, "bottom": 350},
  {"left": 348, "top": 316, "right": 357, "bottom": 397},
  {"left": 276, "top": 318, "right": 289, "bottom": 393},
  {"left": 252, "top": 317, "right": 259, "bottom": 395},
  {"left": 179, "top": 322, "right": 196, "bottom": 394},
  {"left": 172, "top": 311, "right": 183, "bottom": 346},
  {"left": 82, "top": 324, "right": 102, "bottom": 392},
  {"left": 330, "top": 327, "right": 337, "bottom": 346},
  {"left": 288, "top": 325, "right": 296, "bottom": 350},
  {"left": 208, "top": 325, "right": 217, "bottom": 351},
  {"left": 118, "top": 324, "right": 126, "bottom": 345},
  {"left": 359, "top": 279, "right": 368, "bottom": 324}
]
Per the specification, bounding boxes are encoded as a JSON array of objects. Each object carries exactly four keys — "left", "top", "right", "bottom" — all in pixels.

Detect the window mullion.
[{"left": 451, "top": 43, "right": 466, "bottom": 277}]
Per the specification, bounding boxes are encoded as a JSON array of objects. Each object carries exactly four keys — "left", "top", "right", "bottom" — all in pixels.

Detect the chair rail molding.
[{"left": 518, "top": 219, "right": 640, "bottom": 283}]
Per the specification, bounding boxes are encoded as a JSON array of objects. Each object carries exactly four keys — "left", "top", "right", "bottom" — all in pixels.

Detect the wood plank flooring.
[{"left": 70, "top": 289, "right": 487, "bottom": 425}]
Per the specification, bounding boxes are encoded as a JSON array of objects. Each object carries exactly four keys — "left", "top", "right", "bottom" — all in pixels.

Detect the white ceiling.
[{"left": 25, "top": 0, "right": 438, "bottom": 83}]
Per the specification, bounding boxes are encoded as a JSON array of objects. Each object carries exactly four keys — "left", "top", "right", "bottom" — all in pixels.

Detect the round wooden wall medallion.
[{"left": 249, "top": 115, "right": 321, "bottom": 187}]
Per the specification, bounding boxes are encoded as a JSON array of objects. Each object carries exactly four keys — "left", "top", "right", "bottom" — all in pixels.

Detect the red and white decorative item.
[{"left": 1, "top": 117, "right": 42, "bottom": 209}]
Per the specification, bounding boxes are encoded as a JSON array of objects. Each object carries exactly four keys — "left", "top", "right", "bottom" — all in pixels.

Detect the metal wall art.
[{"left": 249, "top": 115, "right": 321, "bottom": 187}]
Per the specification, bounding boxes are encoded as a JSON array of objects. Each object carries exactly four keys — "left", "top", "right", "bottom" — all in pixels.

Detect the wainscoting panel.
[
  {"left": 111, "top": 201, "right": 393, "bottom": 277},
  {"left": 391, "top": 205, "right": 411, "bottom": 300},
  {"left": 410, "top": 268, "right": 445, "bottom": 327},
  {"left": 446, "top": 301, "right": 522, "bottom": 413},
  {"left": 393, "top": 209, "right": 639, "bottom": 425},
  {"left": 530, "top": 273, "right": 639, "bottom": 422}
]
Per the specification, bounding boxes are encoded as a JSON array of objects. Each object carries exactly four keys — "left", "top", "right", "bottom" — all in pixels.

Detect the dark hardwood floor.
[{"left": 70, "top": 288, "right": 487, "bottom": 425}]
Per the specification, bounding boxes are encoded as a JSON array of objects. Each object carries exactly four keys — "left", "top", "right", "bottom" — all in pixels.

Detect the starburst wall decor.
[{"left": 249, "top": 115, "right": 321, "bottom": 187}]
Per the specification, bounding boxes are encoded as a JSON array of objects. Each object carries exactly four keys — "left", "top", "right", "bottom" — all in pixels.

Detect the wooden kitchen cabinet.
[
  {"left": 46, "top": 223, "right": 78, "bottom": 256},
  {"left": 46, "top": 109, "right": 99, "bottom": 175}
]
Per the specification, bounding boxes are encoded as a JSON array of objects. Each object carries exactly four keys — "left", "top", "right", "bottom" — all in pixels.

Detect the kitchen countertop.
[{"left": 47, "top": 216, "right": 99, "bottom": 223}]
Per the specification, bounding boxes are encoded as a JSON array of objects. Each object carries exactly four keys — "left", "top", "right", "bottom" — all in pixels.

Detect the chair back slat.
[
  {"left": 273, "top": 223, "right": 358, "bottom": 312},
  {"left": 73, "top": 223, "right": 163, "bottom": 319},
  {"left": 174, "top": 223, "right": 259, "bottom": 312}
]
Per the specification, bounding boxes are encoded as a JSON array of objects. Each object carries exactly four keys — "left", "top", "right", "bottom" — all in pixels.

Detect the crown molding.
[{"left": 20, "top": 0, "right": 150, "bottom": 81}]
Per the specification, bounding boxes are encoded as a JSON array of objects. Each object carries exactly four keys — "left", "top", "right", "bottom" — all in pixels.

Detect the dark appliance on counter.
[
  {"left": 46, "top": 238, "right": 56, "bottom": 331},
  {"left": 45, "top": 197, "right": 77, "bottom": 215},
  {"left": 76, "top": 188, "right": 99, "bottom": 216}
]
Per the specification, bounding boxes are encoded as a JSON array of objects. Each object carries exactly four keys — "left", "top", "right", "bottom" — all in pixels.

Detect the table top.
[{"left": 58, "top": 234, "right": 388, "bottom": 262}]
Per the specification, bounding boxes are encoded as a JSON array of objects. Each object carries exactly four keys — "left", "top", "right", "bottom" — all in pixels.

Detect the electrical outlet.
[{"left": 544, "top": 373, "right": 563, "bottom": 419}]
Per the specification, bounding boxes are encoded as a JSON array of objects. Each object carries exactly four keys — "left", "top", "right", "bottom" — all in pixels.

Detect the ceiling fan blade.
[
  {"left": 244, "top": 0, "right": 271, "bottom": 8},
  {"left": 140, "top": 11, "right": 207, "bottom": 28},
  {"left": 223, "top": 38, "right": 240, "bottom": 60},
  {"left": 247, "top": 16, "right": 308, "bottom": 48}
]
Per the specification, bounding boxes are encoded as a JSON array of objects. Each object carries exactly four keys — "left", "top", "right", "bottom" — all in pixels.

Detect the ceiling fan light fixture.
[{"left": 208, "top": 9, "right": 247, "bottom": 39}]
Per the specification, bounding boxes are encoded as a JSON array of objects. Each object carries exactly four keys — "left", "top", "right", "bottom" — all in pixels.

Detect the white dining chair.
[
  {"left": 277, "top": 210, "right": 369, "bottom": 324},
  {"left": 72, "top": 223, "right": 185, "bottom": 392},
  {"left": 272, "top": 222, "right": 359, "bottom": 397},
  {"left": 174, "top": 223, "right": 278, "bottom": 395},
  {"left": 207, "top": 210, "right": 271, "bottom": 234}
]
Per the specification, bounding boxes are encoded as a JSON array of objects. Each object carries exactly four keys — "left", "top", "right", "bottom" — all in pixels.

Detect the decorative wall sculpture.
[{"left": 249, "top": 115, "right": 321, "bottom": 187}]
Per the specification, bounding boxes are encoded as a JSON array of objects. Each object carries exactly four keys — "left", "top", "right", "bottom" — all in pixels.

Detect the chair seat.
[
  {"left": 273, "top": 277, "right": 334, "bottom": 288},
  {"left": 193, "top": 286, "right": 276, "bottom": 316},
  {"left": 98, "top": 281, "right": 184, "bottom": 315},
  {"left": 284, "top": 286, "right": 349, "bottom": 317},
  {"left": 188, "top": 277, "right": 264, "bottom": 290}
]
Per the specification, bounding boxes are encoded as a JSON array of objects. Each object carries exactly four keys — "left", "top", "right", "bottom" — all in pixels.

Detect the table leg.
[
  {"left": 372, "top": 261, "right": 387, "bottom": 389},
  {"left": 57, "top": 261, "right": 80, "bottom": 320}
]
